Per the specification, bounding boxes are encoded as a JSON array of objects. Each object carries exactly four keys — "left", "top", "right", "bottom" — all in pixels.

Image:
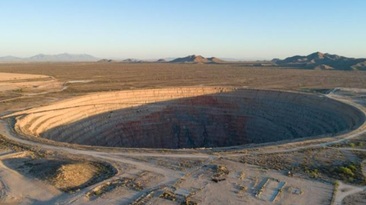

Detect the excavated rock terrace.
[{"left": 9, "top": 87, "right": 365, "bottom": 149}]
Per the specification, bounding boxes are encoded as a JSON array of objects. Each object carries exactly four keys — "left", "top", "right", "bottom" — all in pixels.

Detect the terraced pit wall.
[{"left": 8, "top": 87, "right": 366, "bottom": 149}]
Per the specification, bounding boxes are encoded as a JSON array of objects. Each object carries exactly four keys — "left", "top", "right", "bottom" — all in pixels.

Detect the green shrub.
[
  {"left": 306, "top": 168, "right": 320, "bottom": 178},
  {"left": 338, "top": 166, "right": 355, "bottom": 177}
]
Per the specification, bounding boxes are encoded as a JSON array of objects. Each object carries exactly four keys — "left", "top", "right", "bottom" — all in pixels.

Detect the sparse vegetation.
[
  {"left": 331, "top": 139, "right": 366, "bottom": 149},
  {"left": 86, "top": 177, "right": 143, "bottom": 199},
  {"left": 154, "top": 158, "right": 204, "bottom": 171},
  {"left": 160, "top": 190, "right": 177, "bottom": 201},
  {"left": 181, "top": 198, "right": 198, "bottom": 205},
  {"left": 3, "top": 155, "right": 117, "bottom": 193},
  {"left": 211, "top": 164, "right": 229, "bottom": 183},
  {"left": 0, "top": 62, "right": 366, "bottom": 204},
  {"left": 305, "top": 168, "right": 320, "bottom": 178},
  {"left": 239, "top": 147, "right": 366, "bottom": 185}
]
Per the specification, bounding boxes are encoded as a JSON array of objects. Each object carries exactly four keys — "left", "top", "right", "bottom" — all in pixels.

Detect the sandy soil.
[
  {"left": 0, "top": 64, "right": 366, "bottom": 204},
  {"left": 0, "top": 73, "right": 48, "bottom": 82},
  {"left": 0, "top": 72, "right": 62, "bottom": 93},
  {"left": 342, "top": 190, "right": 366, "bottom": 205},
  {"left": 0, "top": 152, "right": 63, "bottom": 204},
  {"left": 176, "top": 159, "right": 333, "bottom": 205},
  {"left": 333, "top": 181, "right": 366, "bottom": 205}
]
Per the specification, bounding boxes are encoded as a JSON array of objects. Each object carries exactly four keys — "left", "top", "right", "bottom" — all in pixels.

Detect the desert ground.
[{"left": 0, "top": 62, "right": 366, "bottom": 204}]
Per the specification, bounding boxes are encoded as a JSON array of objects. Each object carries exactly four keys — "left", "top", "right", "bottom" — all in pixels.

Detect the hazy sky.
[{"left": 1, "top": 0, "right": 365, "bottom": 59}]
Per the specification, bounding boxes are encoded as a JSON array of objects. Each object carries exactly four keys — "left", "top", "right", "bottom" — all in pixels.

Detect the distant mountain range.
[
  {"left": 1, "top": 52, "right": 365, "bottom": 70},
  {"left": 122, "top": 58, "right": 144, "bottom": 63},
  {"left": 98, "top": 58, "right": 145, "bottom": 63},
  {"left": 170, "top": 55, "right": 225, "bottom": 64},
  {"left": 98, "top": 55, "right": 226, "bottom": 64},
  {"left": 0, "top": 53, "right": 98, "bottom": 62},
  {"left": 273, "top": 52, "right": 366, "bottom": 70}
]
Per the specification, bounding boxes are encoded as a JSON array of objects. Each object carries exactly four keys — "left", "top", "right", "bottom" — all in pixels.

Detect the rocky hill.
[
  {"left": 156, "top": 59, "right": 166, "bottom": 63},
  {"left": 97, "top": 59, "right": 116, "bottom": 63},
  {"left": 273, "top": 52, "right": 366, "bottom": 70},
  {"left": 122, "top": 58, "right": 144, "bottom": 63},
  {"left": 170, "top": 55, "right": 225, "bottom": 64}
]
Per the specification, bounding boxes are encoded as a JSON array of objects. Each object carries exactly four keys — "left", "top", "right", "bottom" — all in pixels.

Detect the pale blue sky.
[{"left": 1, "top": 0, "right": 365, "bottom": 59}]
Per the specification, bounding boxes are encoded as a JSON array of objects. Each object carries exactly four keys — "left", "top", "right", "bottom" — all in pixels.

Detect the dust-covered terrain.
[{"left": 0, "top": 63, "right": 366, "bottom": 204}]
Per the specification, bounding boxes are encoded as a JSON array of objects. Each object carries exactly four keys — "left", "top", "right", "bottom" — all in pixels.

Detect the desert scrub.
[
  {"left": 308, "top": 163, "right": 365, "bottom": 185},
  {"left": 86, "top": 177, "right": 143, "bottom": 199},
  {"left": 305, "top": 168, "right": 320, "bottom": 178}
]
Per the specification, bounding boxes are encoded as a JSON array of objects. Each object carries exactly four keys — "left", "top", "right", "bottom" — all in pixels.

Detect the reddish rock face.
[{"left": 41, "top": 89, "right": 365, "bottom": 149}]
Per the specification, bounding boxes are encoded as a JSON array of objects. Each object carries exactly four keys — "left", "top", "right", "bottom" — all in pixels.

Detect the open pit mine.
[{"left": 9, "top": 87, "right": 365, "bottom": 149}]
